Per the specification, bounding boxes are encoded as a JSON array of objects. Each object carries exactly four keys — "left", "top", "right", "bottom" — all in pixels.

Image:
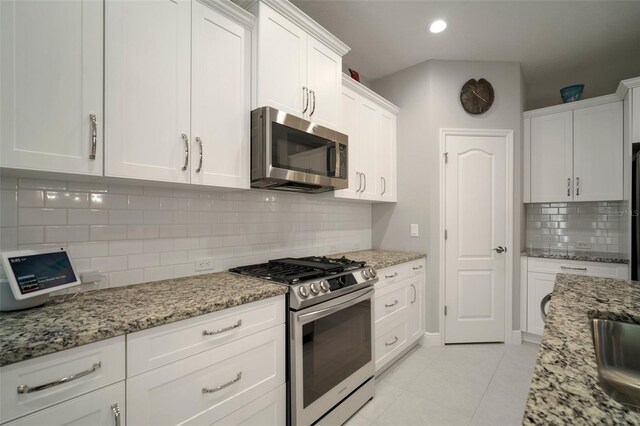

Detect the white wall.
[
  {"left": 0, "top": 176, "right": 371, "bottom": 291},
  {"left": 371, "top": 60, "right": 524, "bottom": 333}
]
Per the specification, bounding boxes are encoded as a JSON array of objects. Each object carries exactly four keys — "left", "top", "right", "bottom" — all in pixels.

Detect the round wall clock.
[{"left": 460, "top": 78, "right": 495, "bottom": 114}]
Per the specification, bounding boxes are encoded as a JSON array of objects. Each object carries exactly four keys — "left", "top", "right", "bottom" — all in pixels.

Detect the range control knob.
[
  {"left": 369, "top": 267, "right": 377, "bottom": 278},
  {"left": 298, "top": 285, "right": 309, "bottom": 299},
  {"left": 319, "top": 280, "right": 330, "bottom": 292},
  {"left": 337, "top": 275, "right": 347, "bottom": 287},
  {"left": 309, "top": 282, "right": 320, "bottom": 295},
  {"left": 361, "top": 269, "right": 371, "bottom": 279}
]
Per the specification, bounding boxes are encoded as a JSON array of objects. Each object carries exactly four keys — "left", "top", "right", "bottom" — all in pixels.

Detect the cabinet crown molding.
[
  {"left": 342, "top": 73, "right": 400, "bottom": 114},
  {"left": 234, "top": 0, "right": 350, "bottom": 56},
  {"left": 524, "top": 93, "right": 620, "bottom": 119},
  {"left": 616, "top": 76, "right": 640, "bottom": 98},
  {"left": 199, "top": 0, "right": 256, "bottom": 29}
]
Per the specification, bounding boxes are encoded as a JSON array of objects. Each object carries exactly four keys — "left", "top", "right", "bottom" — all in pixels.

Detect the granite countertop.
[
  {"left": 330, "top": 249, "right": 426, "bottom": 270},
  {"left": 0, "top": 272, "right": 287, "bottom": 367},
  {"left": 523, "top": 274, "right": 640, "bottom": 425},
  {"left": 522, "top": 248, "right": 629, "bottom": 264}
]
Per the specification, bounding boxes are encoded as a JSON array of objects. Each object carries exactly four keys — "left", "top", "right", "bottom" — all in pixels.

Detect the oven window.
[
  {"left": 302, "top": 299, "right": 371, "bottom": 408},
  {"left": 272, "top": 122, "right": 336, "bottom": 177}
]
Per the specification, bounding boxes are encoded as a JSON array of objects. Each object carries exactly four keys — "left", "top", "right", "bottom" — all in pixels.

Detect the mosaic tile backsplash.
[
  {"left": 0, "top": 177, "right": 371, "bottom": 291},
  {"left": 525, "top": 201, "right": 629, "bottom": 254}
]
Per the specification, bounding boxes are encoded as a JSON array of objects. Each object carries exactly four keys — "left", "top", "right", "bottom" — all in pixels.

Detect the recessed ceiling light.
[{"left": 429, "top": 19, "right": 447, "bottom": 34}]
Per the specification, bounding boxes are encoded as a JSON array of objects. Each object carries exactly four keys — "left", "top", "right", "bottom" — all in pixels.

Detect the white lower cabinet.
[
  {"left": 214, "top": 384, "right": 286, "bottom": 426},
  {"left": 4, "top": 381, "right": 125, "bottom": 426},
  {"left": 373, "top": 258, "right": 425, "bottom": 373}
]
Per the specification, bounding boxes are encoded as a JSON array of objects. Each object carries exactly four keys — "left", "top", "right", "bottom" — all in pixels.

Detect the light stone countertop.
[
  {"left": 521, "top": 248, "right": 629, "bottom": 264},
  {"left": 330, "top": 249, "right": 426, "bottom": 270},
  {"left": 523, "top": 273, "right": 640, "bottom": 425}
]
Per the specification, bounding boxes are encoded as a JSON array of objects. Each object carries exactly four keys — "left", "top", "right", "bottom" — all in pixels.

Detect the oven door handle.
[{"left": 297, "top": 287, "right": 374, "bottom": 324}]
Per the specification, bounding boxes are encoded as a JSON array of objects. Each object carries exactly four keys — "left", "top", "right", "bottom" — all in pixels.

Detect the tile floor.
[{"left": 346, "top": 342, "right": 540, "bottom": 426}]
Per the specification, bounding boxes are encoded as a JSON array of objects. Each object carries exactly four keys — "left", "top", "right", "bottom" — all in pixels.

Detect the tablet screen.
[{"left": 7, "top": 251, "right": 78, "bottom": 295}]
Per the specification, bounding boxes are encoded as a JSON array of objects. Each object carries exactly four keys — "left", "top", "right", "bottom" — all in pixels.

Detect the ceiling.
[{"left": 292, "top": 0, "right": 640, "bottom": 109}]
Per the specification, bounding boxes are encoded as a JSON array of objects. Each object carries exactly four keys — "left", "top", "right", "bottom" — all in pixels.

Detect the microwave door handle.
[{"left": 297, "top": 287, "right": 373, "bottom": 324}]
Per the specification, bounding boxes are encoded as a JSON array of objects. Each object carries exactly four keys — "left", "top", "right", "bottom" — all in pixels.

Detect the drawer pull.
[
  {"left": 17, "top": 361, "right": 101, "bottom": 394},
  {"left": 385, "top": 272, "right": 399, "bottom": 279},
  {"left": 202, "top": 319, "right": 242, "bottom": 336},
  {"left": 202, "top": 372, "right": 242, "bottom": 394},
  {"left": 385, "top": 336, "right": 399, "bottom": 346},
  {"left": 385, "top": 300, "right": 399, "bottom": 308},
  {"left": 412, "top": 265, "right": 423, "bottom": 270},
  {"left": 560, "top": 266, "right": 587, "bottom": 271},
  {"left": 111, "top": 403, "right": 121, "bottom": 426}
]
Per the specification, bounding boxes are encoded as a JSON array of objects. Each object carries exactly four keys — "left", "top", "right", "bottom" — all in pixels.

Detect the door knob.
[{"left": 492, "top": 246, "right": 506, "bottom": 254}]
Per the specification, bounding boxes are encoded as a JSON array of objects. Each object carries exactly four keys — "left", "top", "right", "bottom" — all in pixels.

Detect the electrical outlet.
[
  {"left": 576, "top": 242, "right": 591, "bottom": 250},
  {"left": 411, "top": 224, "right": 419, "bottom": 237},
  {"left": 195, "top": 258, "right": 215, "bottom": 271}
]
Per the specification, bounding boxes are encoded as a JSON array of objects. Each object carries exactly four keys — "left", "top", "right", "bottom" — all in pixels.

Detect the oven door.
[{"left": 290, "top": 286, "right": 374, "bottom": 426}]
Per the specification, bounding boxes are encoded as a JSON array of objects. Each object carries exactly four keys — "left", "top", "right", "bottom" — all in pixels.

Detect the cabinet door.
[
  {"left": 105, "top": 0, "right": 191, "bottom": 183},
  {"left": 334, "top": 87, "right": 361, "bottom": 199},
  {"left": 573, "top": 102, "right": 623, "bottom": 201},
  {"left": 634, "top": 87, "right": 640, "bottom": 143},
  {"left": 1, "top": 0, "right": 103, "bottom": 175},
  {"left": 191, "top": 1, "right": 250, "bottom": 189},
  {"left": 306, "top": 36, "right": 341, "bottom": 129},
  {"left": 377, "top": 109, "right": 397, "bottom": 202},
  {"left": 214, "top": 384, "right": 285, "bottom": 425},
  {"left": 256, "top": 4, "right": 307, "bottom": 117},
  {"left": 526, "top": 272, "right": 556, "bottom": 336},
  {"left": 530, "top": 111, "right": 573, "bottom": 202},
  {"left": 407, "top": 274, "right": 424, "bottom": 342},
  {"left": 358, "top": 99, "right": 380, "bottom": 200},
  {"left": 4, "top": 382, "right": 125, "bottom": 426}
]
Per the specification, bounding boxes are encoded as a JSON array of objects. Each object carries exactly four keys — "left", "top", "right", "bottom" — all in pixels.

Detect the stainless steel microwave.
[{"left": 251, "top": 107, "right": 348, "bottom": 193}]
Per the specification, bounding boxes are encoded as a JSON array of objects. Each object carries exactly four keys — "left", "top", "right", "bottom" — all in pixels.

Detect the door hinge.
[
  {"left": 443, "top": 152, "right": 448, "bottom": 163},
  {"left": 444, "top": 305, "right": 448, "bottom": 316},
  {"left": 444, "top": 229, "right": 448, "bottom": 240}
]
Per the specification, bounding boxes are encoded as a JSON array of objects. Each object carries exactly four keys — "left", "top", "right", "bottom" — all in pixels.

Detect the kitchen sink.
[{"left": 590, "top": 318, "right": 640, "bottom": 411}]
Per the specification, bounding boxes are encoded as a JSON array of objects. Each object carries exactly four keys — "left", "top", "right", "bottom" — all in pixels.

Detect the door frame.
[{"left": 438, "top": 128, "right": 515, "bottom": 345}]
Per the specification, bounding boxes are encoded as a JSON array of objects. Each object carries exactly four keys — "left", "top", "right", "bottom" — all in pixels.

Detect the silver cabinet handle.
[
  {"left": 576, "top": 177, "right": 580, "bottom": 196},
  {"left": 540, "top": 293, "right": 552, "bottom": 323},
  {"left": 560, "top": 266, "right": 587, "bottom": 271},
  {"left": 567, "top": 177, "right": 571, "bottom": 197},
  {"left": 385, "top": 336, "right": 399, "bottom": 346},
  {"left": 385, "top": 300, "right": 399, "bottom": 308},
  {"left": 195, "top": 137, "right": 203, "bottom": 173},
  {"left": 181, "top": 133, "right": 189, "bottom": 171},
  {"left": 411, "top": 284, "right": 417, "bottom": 304},
  {"left": 302, "top": 87, "right": 309, "bottom": 114},
  {"left": 89, "top": 114, "right": 97, "bottom": 160},
  {"left": 381, "top": 177, "right": 386, "bottom": 195},
  {"left": 412, "top": 265, "right": 423, "bottom": 270},
  {"left": 111, "top": 403, "right": 121, "bottom": 426},
  {"left": 355, "top": 172, "right": 362, "bottom": 192},
  {"left": 492, "top": 246, "right": 506, "bottom": 254},
  {"left": 362, "top": 173, "right": 367, "bottom": 192},
  {"left": 310, "top": 90, "right": 316, "bottom": 116},
  {"left": 385, "top": 272, "right": 399, "bottom": 279},
  {"left": 202, "top": 372, "right": 242, "bottom": 393},
  {"left": 17, "top": 361, "right": 101, "bottom": 394},
  {"left": 202, "top": 319, "right": 242, "bottom": 336}
]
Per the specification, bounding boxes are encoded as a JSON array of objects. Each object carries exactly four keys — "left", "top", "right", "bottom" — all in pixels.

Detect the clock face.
[{"left": 460, "top": 78, "right": 495, "bottom": 114}]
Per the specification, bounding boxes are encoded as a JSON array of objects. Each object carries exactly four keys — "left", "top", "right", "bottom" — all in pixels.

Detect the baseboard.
[
  {"left": 423, "top": 332, "right": 443, "bottom": 347},
  {"left": 510, "top": 330, "right": 522, "bottom": 345},
  {"left": 522, "top": 331, "right": 542, "bottom": 344}
]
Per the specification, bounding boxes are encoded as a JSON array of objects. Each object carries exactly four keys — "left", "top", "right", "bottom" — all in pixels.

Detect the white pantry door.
[{"left": 444, "top": 133, "right": 508, "bottom": 343}]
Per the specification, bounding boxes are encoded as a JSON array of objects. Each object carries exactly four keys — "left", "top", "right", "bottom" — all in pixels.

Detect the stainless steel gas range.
[{"left": 230, "top": 256, "right": 378, "bottom": 426}]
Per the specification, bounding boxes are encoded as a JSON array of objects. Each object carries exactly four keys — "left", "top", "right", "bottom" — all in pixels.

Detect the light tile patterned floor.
[{"left": 346, "top": 342, "right": 540, "bottom": 426}]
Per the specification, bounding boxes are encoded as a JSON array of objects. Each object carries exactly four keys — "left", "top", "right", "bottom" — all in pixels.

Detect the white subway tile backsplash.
[
  {"left": 128, "top": 253, "right": 159, "bottom": 269},
  {"left": 45, "top": 226, "right": 89, "bottom": 243},
  {"left": 1, "top": 190, "right": 18, "bottom": 227},
  {"left": 18, "top": 226, "right": 44, "bottom": 244},
  {"left": 109, "top": 240, "right": 144, "bottom": 256},
  {"left": 90, "top": 193, "right": 128, "bottom": 209},
  {"left": 17, "top": 189, "right": 44, "bottom": 207},
  {"left": 109, "top": 210, "right": 143, "bottom": 225},
  {"left": 67, "top": 242, "right": 109, "bottom": 259},
  {"left": 144, "top": 265, "right": 174, "bottom": 282},
  {"left": 68, "top": 209, "right": 109, "bottom": 225},
  {"left": 19, "top": 178, "right": 67, "bottom": 190},
  {"left": 128, "top": 195, "right": 160, "bottom": 210},
  {"left": 143, "top": 238, "right": 174, "bottom": 253},
  {"left": 1, "top": 228, "right": 18, "bottom": 251},
  {"left": 90, "top": 225, "right": 127, "bottom": 241},
  {"left": 19, "top": 208, "right": 66, "bottom": 226},
  {"left": 45, "top": 191, "right": 90, "bottom": 208},
  {"left": 91, "top": 256, "right": 128, "bottom": 272}
]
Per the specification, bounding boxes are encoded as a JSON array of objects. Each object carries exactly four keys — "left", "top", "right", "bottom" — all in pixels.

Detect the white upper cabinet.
[
  {"left": 1, "top": 0, "right": 103, "bottom": 175},
  {"left": 247, "top": 0, "right": 349, "bottom": 129},
  {"left": 530, "top": 111, "right": 573, "bottom": 203},
  {"left": 105, "top": 0, "right": 191, "bottom": 183},
  {"left": 525, "top": 96, "right": 623, "bottom": 203},
  {"left": 338, "top": 87, "right": 361, "bottom": 199},
  {"left": 377, "top": 110, "right": 397, "bottom": 202},
  {"left": 573, "top": 102, "right": 623, "bottom": 201},
  {"left": 358, "top": 99, "right": 380, "bottom": 199},
  {"left": 634, "top": 87, "right": 640, "bottom": 143},
  {"left": 191, "top": 0, "right": 251, "bottom": 189}
]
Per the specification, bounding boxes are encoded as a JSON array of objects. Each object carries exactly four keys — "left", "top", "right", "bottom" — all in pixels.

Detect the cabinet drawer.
[
  {"left": 376, "top": 258, "right": 425, "bottom": 289},
  {"left": 214, "top": 384, "right": 285, "bottom": 426},
  {"left": 3, "top": 381, "right": 125, "bottom": 426},
  {"left": 0, "top": 336, "right": 125, "bottom": 423},
  {"left": 527, "top": 257, "right": 628, "bottom": 278},
  {"left": 127, "top": 325, "right": 285, "bottom": 426},
  {"left": 127, "top": 296, "right": 285, "bottom": 376},
  {"left": 374, "top": 280, "right": 408, "bottom": 324},
  {"left": 375, "top": 316, "right": 408, "bottom": 372}
]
